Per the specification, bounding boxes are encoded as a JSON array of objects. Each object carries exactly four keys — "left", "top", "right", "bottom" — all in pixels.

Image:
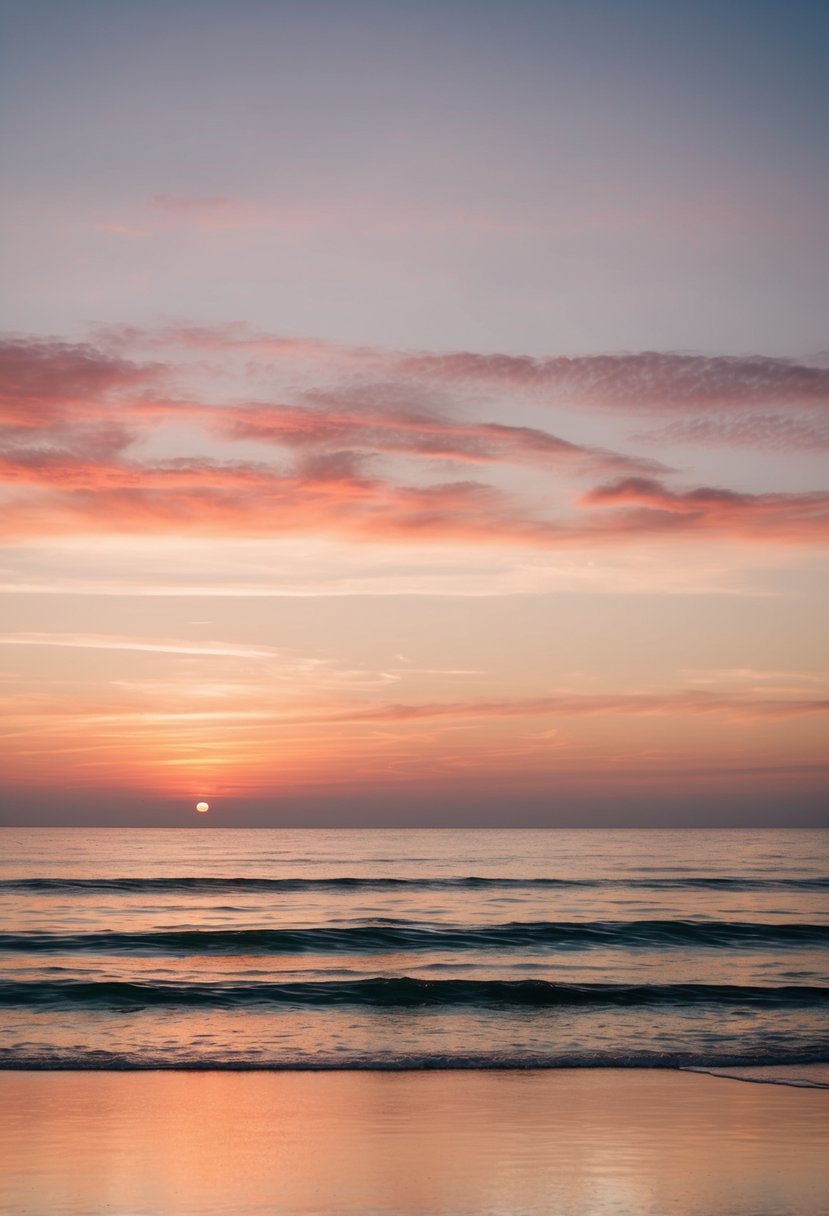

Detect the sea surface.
[{"left": 0, "top": 828, "right": 826, "bottom": 1071}]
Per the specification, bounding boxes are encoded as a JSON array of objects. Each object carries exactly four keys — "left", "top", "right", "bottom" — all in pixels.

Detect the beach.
[{"left": 2, "top": 1068, "right": 827, "bottom": 1215}]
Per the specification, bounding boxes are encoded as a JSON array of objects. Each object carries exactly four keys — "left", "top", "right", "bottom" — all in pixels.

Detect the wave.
[
  {"left": 4, "top": 875, "right": 828, "bottom": 893},
  {"left": 1, "top": 977, "right": 825, "bottom": 1010},
  {"left": 1, "top": 919, "right": 827, "bottom": 955},
  {"left": 684, "top": 1065, "right": 829, "bottom": 1090},
  {"left": 0, "top": 1050, "right": 827, "bottom": 1075}
]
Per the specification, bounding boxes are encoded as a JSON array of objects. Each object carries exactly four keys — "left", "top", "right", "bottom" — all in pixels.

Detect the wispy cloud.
[
  {"left": 2, "top": 533, "right": 782, "bottom": 599},
  {"left": 581, "top": 478, "right": 829, "bottom": 542},
  {"left": 0, "top": 634, "right": 403, "bottom": 710},
  {"left": 97, "top": 324, "right": 829, "bottom": 414},
  {"left": 320, "top": 690, "right": 829, "bottom": 725},
  {"left": 633, "top": 413, "right": 829, "bottom": 452},
  {"left": 396, "top": 349, "right": 829, "bottom": 412},
  {"left": 0, "top": 632, "right": 278, "bottom": 659},
  {"left": 4, "top": 686, "right": 825, "bottom": 741}
]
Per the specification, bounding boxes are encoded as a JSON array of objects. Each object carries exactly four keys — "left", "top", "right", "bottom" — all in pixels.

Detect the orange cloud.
[
  {"left": 0, "top": 462, "right": 558, "bottom": 545},
  {"left": 2, "top": 446, "right": 827, "bottom": 549}
]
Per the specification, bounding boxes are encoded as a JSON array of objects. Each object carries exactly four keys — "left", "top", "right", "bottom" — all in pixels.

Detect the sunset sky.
[{"left": 1, "top": 0, "right": 827, "bottom": 825}]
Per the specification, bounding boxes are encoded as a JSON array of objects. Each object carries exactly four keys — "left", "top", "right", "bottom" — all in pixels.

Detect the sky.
[{"left": 0, "top": 0, "right": 827, "bottom": 826}]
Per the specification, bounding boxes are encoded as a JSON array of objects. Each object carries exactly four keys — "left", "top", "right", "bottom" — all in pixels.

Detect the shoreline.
[{"left": 1, "top": 1060, "right": 827, "bottom": 1084}]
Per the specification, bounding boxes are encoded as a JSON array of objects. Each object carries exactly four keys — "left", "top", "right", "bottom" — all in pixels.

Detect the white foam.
[{"left": 684, "top": 1064, "right": 829, "bottom": 1089}]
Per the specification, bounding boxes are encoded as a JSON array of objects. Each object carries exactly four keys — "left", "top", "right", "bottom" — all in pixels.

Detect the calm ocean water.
[{"left": 0, "top": 828, "right": 826, "bottom": 1069}]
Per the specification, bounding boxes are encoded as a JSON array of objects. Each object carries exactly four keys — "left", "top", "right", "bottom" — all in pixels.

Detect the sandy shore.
[{"left": 1, "top": 1069, "right": 827, "bottom": 1215}]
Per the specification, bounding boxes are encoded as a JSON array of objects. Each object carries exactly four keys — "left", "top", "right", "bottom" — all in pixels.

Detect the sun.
[{"left": 195, "top": 801, "right": 209, "bottom": 813}]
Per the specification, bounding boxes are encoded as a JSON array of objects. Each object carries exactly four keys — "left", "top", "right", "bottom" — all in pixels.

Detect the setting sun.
[{"left": 195, "top": 802, "right": 209, "bottom": 813}]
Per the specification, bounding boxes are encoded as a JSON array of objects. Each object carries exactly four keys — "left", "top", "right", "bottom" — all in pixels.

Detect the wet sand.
[{"left": 1, "top": 1069, "right": 827, "bottom": 1215}]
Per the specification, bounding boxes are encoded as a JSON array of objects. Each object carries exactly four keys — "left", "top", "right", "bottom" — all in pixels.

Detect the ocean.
[{"left": 0, "top": 828, "right": 826, "bottom": 1071}]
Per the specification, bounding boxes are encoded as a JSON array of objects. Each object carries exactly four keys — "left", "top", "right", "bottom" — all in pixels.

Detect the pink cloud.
[
  {"left": 221, "top": 400, "right": 665, "bottom": 476},
  {"left": 0, "top": 448, "right": 556, "bottom": 546},
  {"left": 0, "top": 337, "right": 163, "bottom": 425},
  {"left": 395, "top": 350, "right": 829, "bottom": 413},
  {"left": 581, "top": 478, "right": 829, "bottom": 542}
]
